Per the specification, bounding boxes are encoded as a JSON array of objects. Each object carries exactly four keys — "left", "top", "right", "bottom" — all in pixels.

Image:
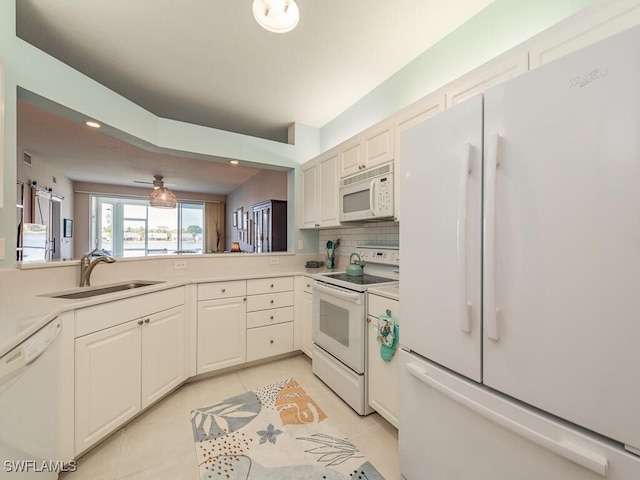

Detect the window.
[{"left": 91, "top": 196, "right": 204, "bottom": 258}]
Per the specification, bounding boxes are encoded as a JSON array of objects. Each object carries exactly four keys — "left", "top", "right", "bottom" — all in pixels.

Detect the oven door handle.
[{"left": 313, "top": 282, "right": 363, "bottom": 301}]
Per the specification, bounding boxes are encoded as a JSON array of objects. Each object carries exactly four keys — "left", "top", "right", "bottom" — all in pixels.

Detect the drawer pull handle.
[
  {"left": 144, "top": 318, "right": 150, "bottom": 324},
  {"left": 271, "top": 284, "right": 274, "bottom": 288},
  {"left": 137, "top": 320, "right": 144, "bottom": 325},
  {"left": 222, "top": 288, "right": 226, "bottom": 293}
]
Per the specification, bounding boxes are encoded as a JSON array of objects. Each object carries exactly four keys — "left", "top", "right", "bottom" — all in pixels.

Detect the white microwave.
[{"left": 339, "top": 162, "right": 394, "bottom": 222}]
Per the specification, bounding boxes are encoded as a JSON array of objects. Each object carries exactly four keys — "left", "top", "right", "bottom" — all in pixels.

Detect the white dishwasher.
[{"left": 0, "top": 317, "right": 62, "bottom": 479}]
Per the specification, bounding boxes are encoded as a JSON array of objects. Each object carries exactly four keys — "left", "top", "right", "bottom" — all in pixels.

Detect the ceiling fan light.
[
  {"left": 148, "top": 175, "right": 177, "bottom": 208},
  {"left": 252, "top": 0, "right": 299, "bottom": 33}
]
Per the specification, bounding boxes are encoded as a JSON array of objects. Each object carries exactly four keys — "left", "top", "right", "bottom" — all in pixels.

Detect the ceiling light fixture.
[
  {"left": 230, "top": 160, "right": 239, "bottom": 165},
  {"left": 149, "top": 175, "right": 177, "bottom": 209},
  {"left": 252, "top": 0, "right": 299, "bottom": 33},
  {"left": 85, "top": 120, "right": 101, "bottom": 128}
]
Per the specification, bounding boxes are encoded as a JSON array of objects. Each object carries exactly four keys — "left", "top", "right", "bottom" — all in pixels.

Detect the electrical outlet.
[
  {"left": 174, "top": 260, "right": 187, "bottom": 270},
  {"left": 270, "top": 257, "right": 279, "bottom": 265},
  {"left": 298, "top": 239, "right": 304, "bottom": 250}
]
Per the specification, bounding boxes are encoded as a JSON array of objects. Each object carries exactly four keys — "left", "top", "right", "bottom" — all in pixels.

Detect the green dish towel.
[{"left": 376, "top": 313, "right": 399, "bottom": 362}]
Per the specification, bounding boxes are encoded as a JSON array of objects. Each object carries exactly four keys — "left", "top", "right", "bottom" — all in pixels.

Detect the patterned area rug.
[{"left": 190, "top": 378, "right": 384, "bottom": 479}]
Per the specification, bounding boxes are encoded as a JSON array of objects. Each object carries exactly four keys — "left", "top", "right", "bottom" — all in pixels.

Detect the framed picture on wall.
[
  {"left": 63, "top": 219, "right": 73, "bottom": 238},
  {"left": 237, "top": 207, "right": 244, "bottom": 230},
  {"left": 232, "top": 211, "right": 237, "bottom": 228}
]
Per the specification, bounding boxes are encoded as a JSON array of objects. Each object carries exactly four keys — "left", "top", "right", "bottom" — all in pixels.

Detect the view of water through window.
[{"left": 94, "top": 197, "right": 204, "bottom": 257}]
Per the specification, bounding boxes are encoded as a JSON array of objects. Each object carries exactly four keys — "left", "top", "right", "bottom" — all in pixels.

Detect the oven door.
[{"left": 312, "top": 281, "right": 366, "bottom": 373}]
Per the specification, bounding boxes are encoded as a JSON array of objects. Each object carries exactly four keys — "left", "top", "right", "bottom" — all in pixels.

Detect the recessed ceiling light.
[
  {"left": 85, "top": 120, "right": 101, "bottom": 128},
  {"left": 252, "top": 0, "right": 299, "bottom": 33},
  {"left": 230, "top": 160, "right": 239, "bottom": 165}
]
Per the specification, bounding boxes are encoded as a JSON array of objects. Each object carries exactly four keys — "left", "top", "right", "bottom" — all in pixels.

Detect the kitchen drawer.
[
  {"left": 368, "top": 294, "right": 400, "bottom": 323},
  {"left": 247, "top": 276, "right": 294, "bottom": 295},
  {"left": 246, "top": 322, "right": 294, "bottom": 362},
  {"left": 246, "top": 291, "right": 294, "bottom": 312},
  {"left": 302, "top": 276, "right": 314, "bottom": 294},
  {"left": 75, "top": 287, "right": 185, "bottom": 337},
  {"left": 247, "top": 306, "right": 294, "bottom": 329},
  {"left": 198, "top": 280, "right": 246, "bottom": 300}
]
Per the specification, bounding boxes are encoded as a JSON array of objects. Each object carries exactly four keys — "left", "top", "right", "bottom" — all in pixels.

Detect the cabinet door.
[
  {"left": 529, "top": 1, "right": 640, "bottom": 68},
  {"left": 339, "top": 138, "right": 362, "bottom": 178},
  {"left": 367, "top": 317, "right": 398, "bottom": 427},
  {"left": 363, "top": 122, "right": 394, "bottom": 169},
  {"left": 318, "top": 151, "right": 340, "bottom": 227},
  {"left": 141, "top": 305, "right": 185, "bottom": 408},
  {"left": 301, "top": 163, "right": 318, "bottom": 228},
  {"left": 197, "top": 297, "right": 246, "bottom": 374},
  {"left": 445, "top": 51, "right": 528, "bottom": 107},
  {"left": 75, "top": 320, "right": 142, "bottom": 455},
  {"left": 301, "top": 291, "right": 313, "bottom": 358}
]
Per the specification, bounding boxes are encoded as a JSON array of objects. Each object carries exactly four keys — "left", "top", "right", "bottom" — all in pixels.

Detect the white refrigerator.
[{"left": 399, "top": 24, "right": 640, "bottom": 479}]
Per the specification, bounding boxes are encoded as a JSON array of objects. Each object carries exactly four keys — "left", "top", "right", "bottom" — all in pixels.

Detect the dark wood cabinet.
[{"left": 252, "top": 200, "right": 287, "bottom": 252}]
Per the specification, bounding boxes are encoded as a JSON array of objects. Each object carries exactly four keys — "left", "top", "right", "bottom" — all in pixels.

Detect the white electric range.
[{"left": 312, "top": 245, "right": 399, "bottom": 415}]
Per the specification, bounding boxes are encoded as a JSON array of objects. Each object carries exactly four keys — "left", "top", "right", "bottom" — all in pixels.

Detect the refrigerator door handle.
[
  {"left": 485, "top": 133, "right": 501, "bottom": 341},
  {"left": 405, "top": 362, "right": 609, "bottom": 477},
  {"left": 458, "top": 143, "right": 472, "bottom": 333}
]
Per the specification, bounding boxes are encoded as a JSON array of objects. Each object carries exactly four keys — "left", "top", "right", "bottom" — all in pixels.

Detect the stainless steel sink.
[{"left": 46, "top": 281, "right": 164, "bottom": 299}]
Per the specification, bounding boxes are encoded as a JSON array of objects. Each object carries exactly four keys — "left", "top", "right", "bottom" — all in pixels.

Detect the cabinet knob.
[
  {"left": 221, "top": 288, "right": 226, "bottom": 293},
  {"left": 270, "top": 340, "right": 274, "bottom": 344},
  {"left": 144, "top": 318, "right": 150, "bottom": 324},
  {"left": 138, "top": 320, "right": 144, "bottom": 325},
  {"left": 270, "top": 316, "right": 274, "bottom": 320},
  {"left": 366, "top": 317, "right": 371, "bottom": 323},
  {"left": 270, "top": 284, "right": 274, "bottom": 288},
  {"left": 270, "top": 299, "right": 274, "bottom": 304}
]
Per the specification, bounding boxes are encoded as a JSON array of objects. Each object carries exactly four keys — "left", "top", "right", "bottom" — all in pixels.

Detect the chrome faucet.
[{"left": 80, "top": 249, "right": 116, "bottom": 287}]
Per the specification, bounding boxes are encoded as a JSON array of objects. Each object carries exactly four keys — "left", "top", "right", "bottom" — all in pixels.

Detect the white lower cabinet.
[
  {"left": 141, "top": 306, "right": 186, "bottom": 407},
  {"left": 246, "top": 322, "right": 294, "bottom": 362},
  {"left": 300, "top": 278, "right": 313, "bottom": 358},
  {"left": 75, "top": 304, "right": 185, "bottom": 455},
  {"left": 197, "top": 296, "right": 247, "bottom": 373},
  {"left": 246, "top": 277, "right": 294, "bottom": 362},
  {"left": 367, "top": 292, "right": 400, "bottom": 428}
]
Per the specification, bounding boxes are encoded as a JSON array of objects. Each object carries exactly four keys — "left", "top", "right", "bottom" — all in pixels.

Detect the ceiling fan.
[
  {"left": 135, "top": 175, "right": 178, "bottom": 208},
  {"left": 133, "top": 175, "right": 177, "bottom": 187}
]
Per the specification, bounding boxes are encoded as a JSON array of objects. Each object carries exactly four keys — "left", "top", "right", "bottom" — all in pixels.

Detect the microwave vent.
[{"left": 340, "top": 162, "right": 393, "bottom": 187}]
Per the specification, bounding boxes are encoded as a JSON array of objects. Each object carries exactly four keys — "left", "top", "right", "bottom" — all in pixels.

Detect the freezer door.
[
  {"left": 483, "top": 25, "right": 640, "bottom": 451},
  {"left": 399, "top": 350, "right": 640, "bottom": 480},
  {"left": 400, "top": 95, "right": 483, "bottom": 382}
]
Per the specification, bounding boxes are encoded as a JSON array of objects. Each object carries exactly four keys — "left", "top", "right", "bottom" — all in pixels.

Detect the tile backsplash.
[{"left": 318, "top": 221, "right": 399, "bottom": 267}]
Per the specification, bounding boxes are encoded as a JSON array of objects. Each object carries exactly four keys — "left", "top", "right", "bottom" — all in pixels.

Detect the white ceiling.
[{"left": 15, "top": 0, "right": 494, "bottom": 194}]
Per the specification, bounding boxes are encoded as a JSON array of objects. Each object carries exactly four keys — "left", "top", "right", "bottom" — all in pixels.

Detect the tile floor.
[{"left": 62, "top": 354, "right": 399, "bottom": 479}]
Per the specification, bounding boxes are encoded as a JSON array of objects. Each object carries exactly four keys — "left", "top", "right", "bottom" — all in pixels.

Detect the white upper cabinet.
[
  {"left": 529, "top": 0, "right": 640, "bottom": 68},
  {"left": 445, "top": 51, "right": 529, "bottom": 108},
  {"left": 300, "top": 148, "right": 340, "bottom": 229},
  {"left": 339, "top": 120, "right": 394, "bottom": 178}
]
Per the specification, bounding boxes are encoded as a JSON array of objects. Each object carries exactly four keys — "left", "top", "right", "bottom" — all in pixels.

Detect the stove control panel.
[{"left": 357, "top": 246, "right": 400, "bottom": 266}]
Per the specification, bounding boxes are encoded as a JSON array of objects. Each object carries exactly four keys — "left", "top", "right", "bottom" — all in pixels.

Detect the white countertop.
[
  {"left": 368, "top": 284, "right": 400, "bottom": 301},
  {"left": 0, "top": 270, "right": 305, "bottom": 358}
]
